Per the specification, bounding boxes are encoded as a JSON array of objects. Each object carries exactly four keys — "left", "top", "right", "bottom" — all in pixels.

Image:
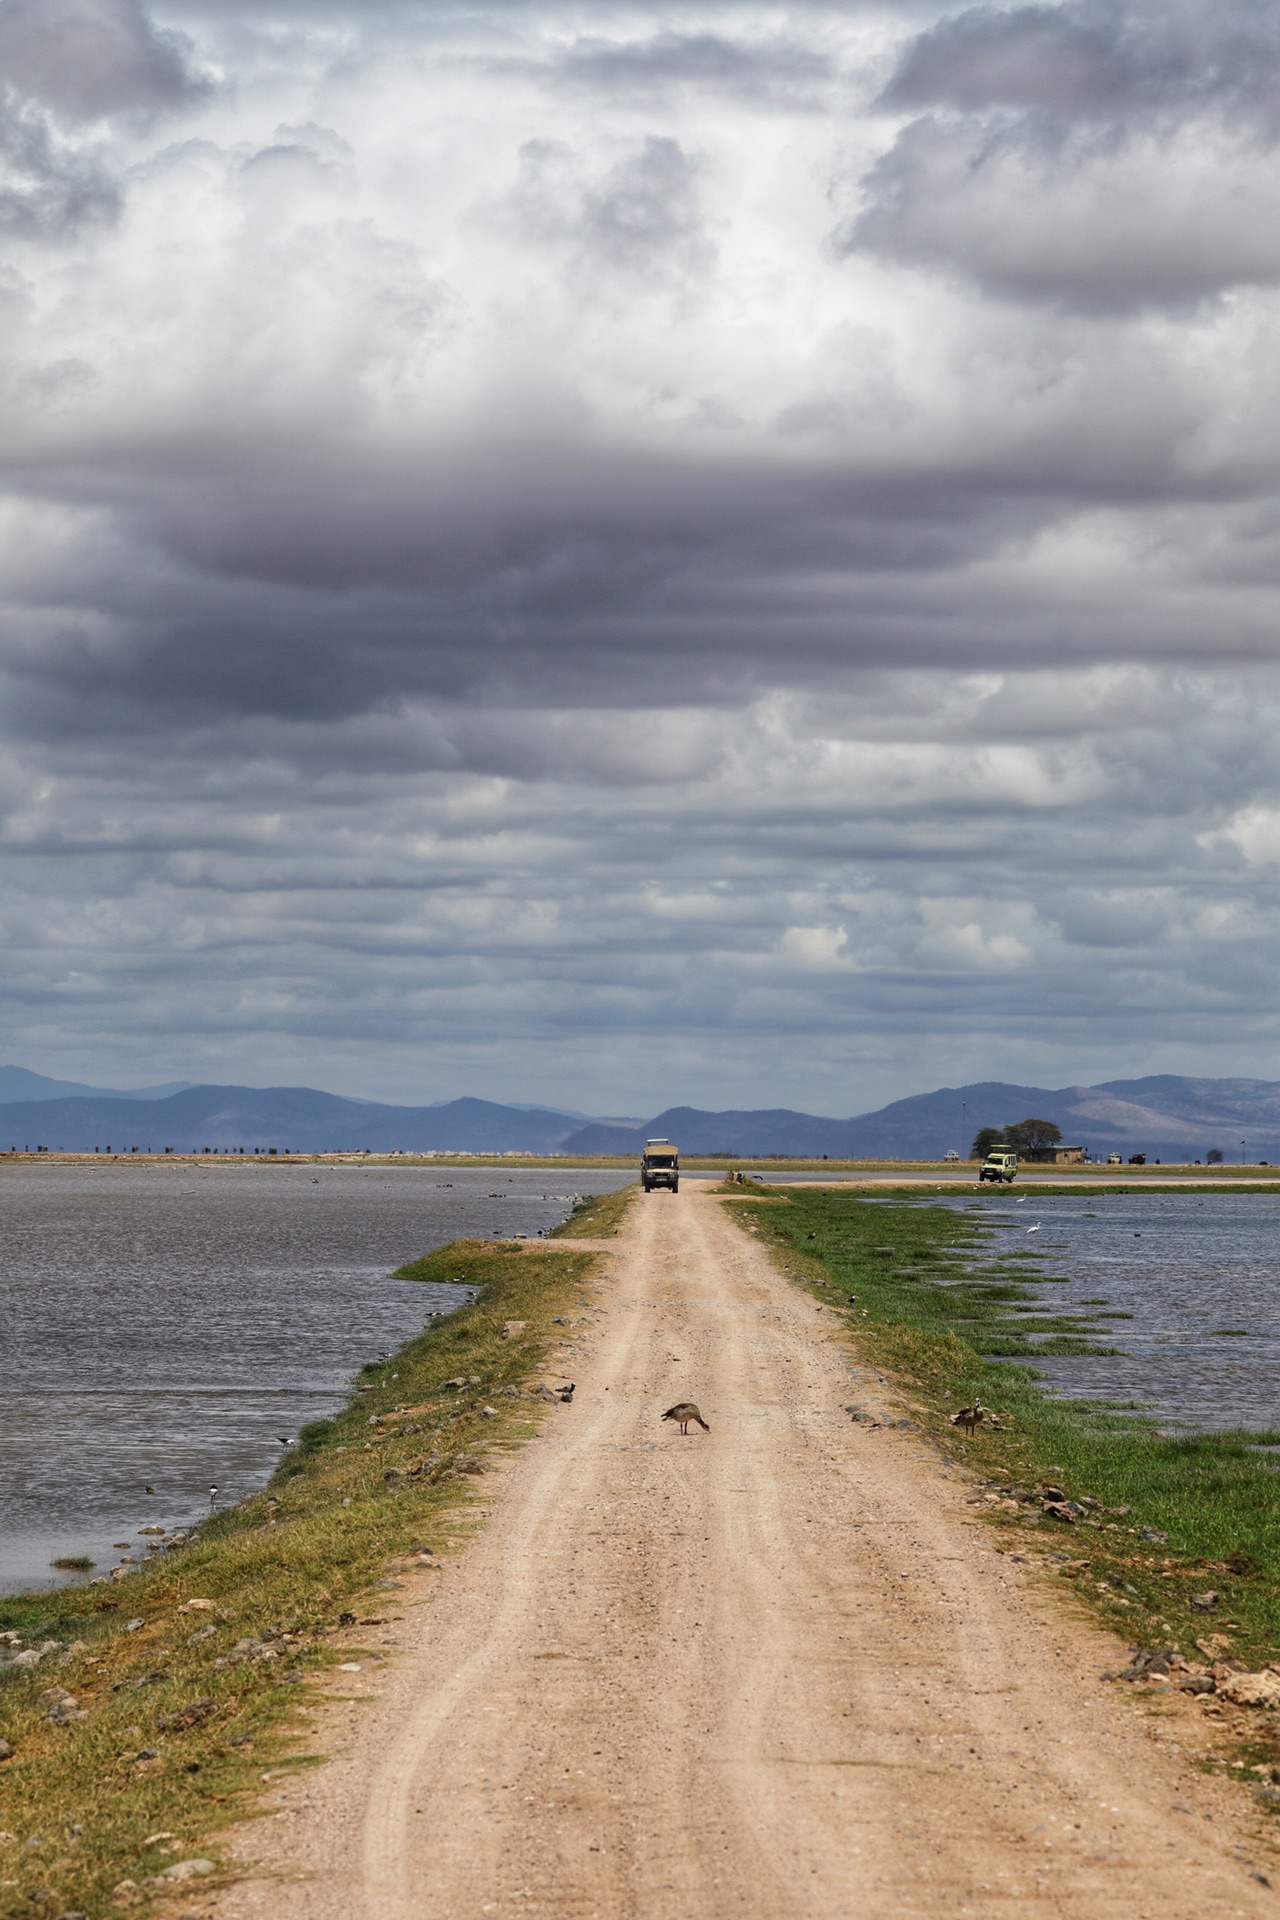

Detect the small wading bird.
[
  {"left": 1026, "top": 1221, "right": 1041, "bottom": 1234},
  {"left": 951, "top": 1401, "right": 1008, "bottom": 1439},
  {"left": 209, "top": 1485, "right": 219, "bottom": 1507},
  {"left": 662, "top": 1401, "right": 709, "bottom": 1435}
]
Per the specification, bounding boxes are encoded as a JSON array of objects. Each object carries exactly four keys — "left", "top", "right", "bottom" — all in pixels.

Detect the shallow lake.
[
  {"left": 949, "top": 1189, "right": 1280, "bottom": 1434},
  {"left": 0, "top": 1162, "right": 629, "bottom": 1594}
]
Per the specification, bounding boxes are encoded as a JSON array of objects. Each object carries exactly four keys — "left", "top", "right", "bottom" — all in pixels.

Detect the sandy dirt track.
[{"left": 207, "top": 1186, "right": 1275, "bottom": 1919}]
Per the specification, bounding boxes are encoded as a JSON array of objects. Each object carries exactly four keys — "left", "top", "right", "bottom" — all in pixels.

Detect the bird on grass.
[
  {"left": 950, "top": 1402, "right": 988, "bottom": 1440},
  {"left": 951, "top": 1402, "right": 1007, "bottom": 1440},
  {"left": 662, "top": 1402, "right": 709, "bottom": 1435}
]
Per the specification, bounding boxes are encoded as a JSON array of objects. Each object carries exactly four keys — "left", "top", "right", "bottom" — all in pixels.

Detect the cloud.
[
  {"left": 843, "top": 1, "right": 1280, "bottom": 309},
  {"left": 508, "top": 133, "right": 711, "bottom": 278},
  {"left": 0, "top": 0, "right": 208, "bottom": 123},
  {"left": 543, "top": 29, "right": 836, "bottom": 110},
  {"left": 881, "top": 2, "right": 1280, "bottom": 120},
  {"left": 841, "top": 115, "right": 1280, "bottom": 308},
  {"left": 0, "top": 0, "right": 1278, "bottom": 1110},
  {"left": 0, "top": 101, "right": 120, "bottom": 236}
]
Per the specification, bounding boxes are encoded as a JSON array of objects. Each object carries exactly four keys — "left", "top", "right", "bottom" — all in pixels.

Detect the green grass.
[
  {"left": 0, "top": 1188, "right": 630, "bottom": 1917},
  {"left": 728, "top": 1182, "right": 1280, "bottom": 1690}
]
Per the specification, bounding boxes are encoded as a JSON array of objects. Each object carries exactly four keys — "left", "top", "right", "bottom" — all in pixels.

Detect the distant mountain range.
[
  {"left": 559, "top": 1079, "right": 1280, "bottom": 1160},
  {"left": 0, "top": 1066, "right": 194, "bottom": 1103},
  {"left": 2, "top": 1068, "right": 1278, "bottom": 1159},
  {"left": 0, "top": 1084, "right": 580, "bottom": 1154}
]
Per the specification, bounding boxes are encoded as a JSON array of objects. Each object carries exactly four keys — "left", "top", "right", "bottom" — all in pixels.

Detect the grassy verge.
[
  {"left": 0, "top": 1189, "right": 632, "bottom": 1916},
  {"left": 725, "top": 1181, "right": 1280, "bottom": 1755},
  {"left": 553, "top": 1183, "right": 634, "bottom": 1238}
]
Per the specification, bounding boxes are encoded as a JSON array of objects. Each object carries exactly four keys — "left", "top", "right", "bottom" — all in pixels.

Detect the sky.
[{"left": 3, "top": 0, "right": 1280, "bottom": 1116}]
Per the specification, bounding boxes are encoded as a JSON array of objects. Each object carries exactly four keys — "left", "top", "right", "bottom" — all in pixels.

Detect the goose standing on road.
[{"left": 662, "top": 1402, "right": 710, "bottom": 1435}]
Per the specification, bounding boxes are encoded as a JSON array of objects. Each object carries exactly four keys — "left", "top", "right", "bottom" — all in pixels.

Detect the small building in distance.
[{"left": 1022, "top": 1143, "right": 1086, "bottom": 1164}]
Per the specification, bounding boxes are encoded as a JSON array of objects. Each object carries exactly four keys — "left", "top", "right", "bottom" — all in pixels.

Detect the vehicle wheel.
[{"left": 672, "top": 1181, "right": 679, "bottom": 1192}]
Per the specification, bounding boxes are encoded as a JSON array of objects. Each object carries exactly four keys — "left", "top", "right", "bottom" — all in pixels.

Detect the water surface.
[
  {"left": 950, "top": 1190, "right": 1280, "bottom": 1434},
  {"left": 0, "top": 1162, "right": 627, "bottom": 1593}
]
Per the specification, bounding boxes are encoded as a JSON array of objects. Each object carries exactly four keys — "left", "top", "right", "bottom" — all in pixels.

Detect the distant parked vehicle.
[
  {"left": 1128, "top": 1153, "right": 1146, "bottom": 1165},
  {"left": 979, "top": 1150, "right": 1018, "bottom": 1184},
  {"left": 1107, "top": 1153, "right": 1123, "bottom": 1165},
  {"left": 642, "top": 1139, "right": 679, "bottom": 1193}
]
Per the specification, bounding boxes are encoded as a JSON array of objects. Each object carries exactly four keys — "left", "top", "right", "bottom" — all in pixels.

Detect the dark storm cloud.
[
  {"left": 0, "top": 103, "right": 119, "bottom": 234},
  {"left": 0, "top": 0, "right": 208, "bottom": 123},
  {"left": 845, "top": 1, "right": 1280, "bottom": 308},
  {"left": 883, "top": 1, "right": 1280, "bottom": 121},
  {"left": 0, "top": 0, "right": 209, "bottom": 243}
]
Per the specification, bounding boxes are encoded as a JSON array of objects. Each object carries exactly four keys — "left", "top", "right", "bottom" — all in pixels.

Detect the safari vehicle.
[
  {"left": 979, "top": 1149, "right": 1018, "bottom": 1184},
  {"left": 641, "top": 1139, "right": 679, "bottom": 1192}
]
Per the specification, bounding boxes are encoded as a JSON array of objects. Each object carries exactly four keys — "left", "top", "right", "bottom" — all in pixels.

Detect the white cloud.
[{"left": 778, "top": 923, "right": 849, "bottom": 969}]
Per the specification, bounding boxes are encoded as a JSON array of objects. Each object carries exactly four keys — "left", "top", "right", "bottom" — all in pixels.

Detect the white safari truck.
[{"left": 641, "top": 1139, "right": 679, "bottom": 1192}]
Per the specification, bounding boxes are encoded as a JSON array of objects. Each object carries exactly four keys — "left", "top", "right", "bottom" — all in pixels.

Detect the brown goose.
[
  {"left": 662, "top": 1401, "right": 709, "bottom": 1435},
  {"left": 950, "top": 1401, "right": 987, "bottom": 1440}
]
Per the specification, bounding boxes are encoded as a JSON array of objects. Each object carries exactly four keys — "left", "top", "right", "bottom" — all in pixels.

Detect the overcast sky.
[{"left": 3, "top": 0, "right": 1280, "bottom": 1115}]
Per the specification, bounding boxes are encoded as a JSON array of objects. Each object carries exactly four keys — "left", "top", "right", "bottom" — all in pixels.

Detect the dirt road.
[{"left": 209, "top": 1186, "right": 1275, "bottom": 1919}]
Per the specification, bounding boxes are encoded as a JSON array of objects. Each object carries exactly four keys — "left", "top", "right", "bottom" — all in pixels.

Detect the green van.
[{"left": 979, "top": 1150, "right": 1018, "bottom": 1184}]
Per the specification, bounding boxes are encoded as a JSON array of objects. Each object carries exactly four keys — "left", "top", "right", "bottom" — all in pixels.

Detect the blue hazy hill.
[
  {"left": 0, "top": 1086, "right": 581, "bottom": 1154},
  {"left": 559, "top": 1077, "right": 1280, "bottom": 1160},
  {"left": 4, "top": 1072, "right": 1280, "bottom": 1157},
  {"left": 0, "top": 1066, "right": 194, "bottom": 1102}
]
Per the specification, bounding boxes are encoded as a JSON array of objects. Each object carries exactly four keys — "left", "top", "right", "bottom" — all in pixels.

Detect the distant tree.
[
  {"left": 970, "top": 1126, "right": 1006, "bottom": 1160},
  {"left": 1206, "top": 1147, "right": 1224, "bottom": 1164},
  {"left": 1003, "top": 1117, "right": 1062, "bottom": 1155}
]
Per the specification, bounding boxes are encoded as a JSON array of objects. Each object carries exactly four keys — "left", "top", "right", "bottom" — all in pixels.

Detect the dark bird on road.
[
  {"left": 662, "top": 1401, "right": 709, "bottom": 1435},
  {"left": 559, "top": 1384, "right": 575, "bottom": 1402},
  {"left": 144, "top": 1485, "right": 154, "bottom": 1496}
]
